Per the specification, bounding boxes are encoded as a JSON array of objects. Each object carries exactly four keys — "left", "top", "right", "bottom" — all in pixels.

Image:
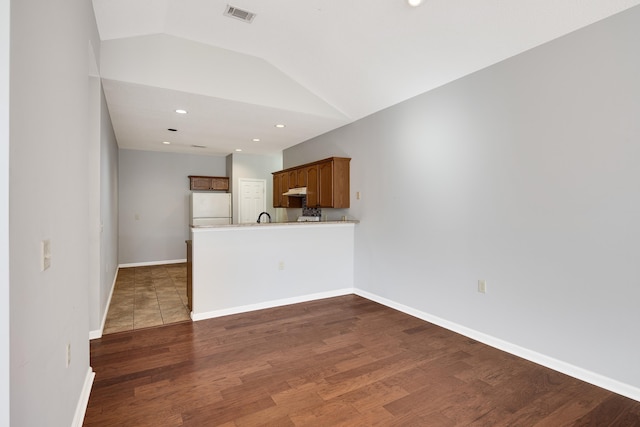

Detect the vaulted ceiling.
[{"left": 92, "top": 0, "right": 640, "bottom": 156}]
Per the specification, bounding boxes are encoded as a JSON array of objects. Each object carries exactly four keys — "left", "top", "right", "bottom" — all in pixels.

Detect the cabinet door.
[
  {"left": 318, "top": 161, "right": 334, "bottom": 207},
  {"left": 211, "top": 177, "right": 229, "bottom": 191},
  {"left": 288, "top": 170, "right": 298, "bottom": 189},
  {"left": 186, "top": 240, "right": 192, "bottom": 310},
  {"left": 272, "top": 174, "right": 282, "bottom": 207},
  {"left": 296, "top": 168, "right": 307, "bottom": 188},
  {"left": 331, "top": 158, "right": 350, "bottom": 208},
  {"left": 190, "top": 177, "right": 213, "bottom": 190},
  {"left": 281, "top": 173, "right": 290, "bottom": 206},
  {"left": 305, "top": 165, "right": 319, "bottom": 207}
]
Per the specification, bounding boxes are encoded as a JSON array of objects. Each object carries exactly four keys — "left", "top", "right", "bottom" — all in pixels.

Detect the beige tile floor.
[{"left": 103, "top": 263, "right": 190, "bottom": 335}]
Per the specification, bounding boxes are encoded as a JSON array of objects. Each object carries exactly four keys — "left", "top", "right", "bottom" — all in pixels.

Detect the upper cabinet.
[
  {"left": 188, "top": 176, "right": 229, "bottom": 191},
  {"left": 272, "top": 171, "right": 302, "bottom": 208},
  {"left": 287, "top": 169, "right": 298, "bottom": 189},
  {"left": 304, "top": 165, "right": 319, "bottom": 207},
  {"left": 317, "top": 158, "right": 350, "bottom": 208},
  {"left": 272, "top": 157, "right": 350, "bottom": 209}
]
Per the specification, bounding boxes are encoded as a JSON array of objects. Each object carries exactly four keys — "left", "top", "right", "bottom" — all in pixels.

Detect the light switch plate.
[
  {"left": 477, "top": 279, "right": 486, "bottom": 294},
  {"left": 41, "top": 239, "right": 51, "bottom": 271}
]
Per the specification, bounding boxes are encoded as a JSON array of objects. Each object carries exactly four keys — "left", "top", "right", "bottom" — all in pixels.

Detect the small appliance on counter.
[
  {"left": 190, "top": 192, "right": 232, "bottom": 226},
  {"left": 297, "top": 216, "right": 320, "bottom": 222}
]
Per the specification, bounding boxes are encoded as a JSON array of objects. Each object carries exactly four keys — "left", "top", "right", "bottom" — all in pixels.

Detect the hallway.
[{"left": 103, "top": 263, "right": 190, "bottom": 334}]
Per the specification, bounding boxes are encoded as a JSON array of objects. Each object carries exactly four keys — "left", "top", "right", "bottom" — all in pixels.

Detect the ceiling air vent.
[{"left": 224, "top": 5, "right": 256, "bottom": 23}]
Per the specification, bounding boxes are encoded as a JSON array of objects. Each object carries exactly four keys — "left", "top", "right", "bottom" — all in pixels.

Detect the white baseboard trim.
[
  {"left": 118, "top": 259, "right": 187, "bottom": 268},
  {"left": 191, "top": 288, "right": 354, "bottom": 322},
  {"left": 89, "top": 268, "right": 119, "bottom": 340},
  {"left": 355, "top": 288, "right": 640, "bottom": 403},
  {"left": 72, "top": 367, "right": 95, "bottom": 427}
]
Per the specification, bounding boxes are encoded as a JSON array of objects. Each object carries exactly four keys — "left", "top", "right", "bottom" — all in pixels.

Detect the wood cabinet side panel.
[
  {"left": 318, "top": 161, "right": 334, "bottom": 208},
  {"left": 305, "top": 165, "right": 319, "bottom": 207},
  {"left": 332, "top": 158, "right": 350, "bottom": 208}
]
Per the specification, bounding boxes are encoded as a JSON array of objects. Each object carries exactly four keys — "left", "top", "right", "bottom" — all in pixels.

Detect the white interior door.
[{"left": 238, "top": 179, "right": 266, "bottom": 224}]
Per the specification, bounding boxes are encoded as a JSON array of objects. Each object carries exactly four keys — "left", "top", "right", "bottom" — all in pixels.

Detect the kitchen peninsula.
[{"left": 189, "top": 221, "right": 357, "bottom": 321}]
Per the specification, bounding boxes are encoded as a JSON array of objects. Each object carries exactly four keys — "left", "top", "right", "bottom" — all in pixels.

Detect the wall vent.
[
  {"left": 224, "top": 5, "right": 256, "bottom": 23},
  {"left": 191, "top": 144, "right": 207, "bottom": 149}
]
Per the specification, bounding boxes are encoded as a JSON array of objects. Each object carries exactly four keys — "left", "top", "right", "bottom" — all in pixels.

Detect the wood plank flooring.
[{"left": 85, "top": 295, "right": 640, "bottom": 426}]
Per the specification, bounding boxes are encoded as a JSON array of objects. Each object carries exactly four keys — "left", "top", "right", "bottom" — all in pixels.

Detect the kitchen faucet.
[{"left": 257, "top": 212, "right": 271, "bottom": 223}]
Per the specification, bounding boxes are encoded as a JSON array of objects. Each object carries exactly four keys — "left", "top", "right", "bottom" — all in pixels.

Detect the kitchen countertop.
[{"left": 191, "top": 220, "right": 359, "bottom": 229}]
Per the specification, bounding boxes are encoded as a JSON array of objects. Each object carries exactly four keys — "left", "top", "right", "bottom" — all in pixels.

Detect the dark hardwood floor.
[{"left": 84, "top": 295, "right": 640, "bottom": 426}]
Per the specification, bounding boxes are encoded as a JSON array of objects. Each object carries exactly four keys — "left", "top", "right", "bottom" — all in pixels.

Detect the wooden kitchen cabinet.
[
  {"left": 186, "top": 240, "right": 192, "bottom": 311},
  {"left": 318, "top": 160, "right": 334, "bottom": 207},
  {"left": 272, "top": 157, "right": 350, "bottom": 209},
  {"left": 188, "top": 175, "right": 229, "bottom": 191},
  {"left": 304, "top": 165, "right": 319, "bottom": 207},
  {"left": 272, "top": 173, "right": 283, "bottom": 207},
  {"left": 318, "top": 157, "right": 350, "bottom": 208},
  {"left": 296, "top": 168, "right": 307, "bottom": 188},
  {"left": 272, "top": 172, "right": 302, "bottom": 208},
  {"left": 288, "top": 169, "right": 298, "bottom": 189}
]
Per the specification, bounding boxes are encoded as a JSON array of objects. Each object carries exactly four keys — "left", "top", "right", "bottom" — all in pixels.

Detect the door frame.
[{"left": 238, "top": 178, "right": 267, "bottom": 224}]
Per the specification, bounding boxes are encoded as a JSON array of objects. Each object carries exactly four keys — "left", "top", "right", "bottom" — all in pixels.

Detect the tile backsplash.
[{"left": 302, "top": 197, "right": 321, "bottom": 217}]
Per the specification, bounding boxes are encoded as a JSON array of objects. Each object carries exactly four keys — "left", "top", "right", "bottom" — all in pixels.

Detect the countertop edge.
[{"left": 191, "top": 220, "right": 359, "bottom": 230}]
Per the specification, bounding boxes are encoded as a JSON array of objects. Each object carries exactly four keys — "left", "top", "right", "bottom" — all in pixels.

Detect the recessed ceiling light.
[
  {"left": 235, "top": 148, "right": 243, "bottom": 152},
  {"left": 407, "top": 0, "right": 423, "bottom": 6},
  {"left": 162, "top": 141, "right": 171, "bottom": 145},
  {"left": 252, "top": 138, "right": 260, "bottom": 142},
  {"left": 274, "top": 124, "right": 286, "bottom": 128},
  {"left": 167, "top": 128, "right": 177, "bottom": 132},
  {"left": 175, "top": 109, "right": 187, "bottom": 114}
]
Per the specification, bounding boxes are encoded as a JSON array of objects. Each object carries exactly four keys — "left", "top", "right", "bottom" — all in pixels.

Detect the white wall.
[
  {"left": 99, "top": 86, "right": 119, "bottom": 330},
  {"left": 87, "top": 77, "right": 119, "bottom": 336},
  {"left": 9, "top": 0, "right": 100, "bottom": 425},
  {"left": 1, "top": 0, "right": 10, "bottom": 423},
  {"left": 227, "top": 152, "right": 282, "bottom": 224},
  {"left": 285, "top": 6, "right": 640, "bottom": 396},
  {"left": 118, "top": 149, "right": 226, "bottom": 264},
  {"left": 192, "top": 224, "right": 354, "bottom": 320}
]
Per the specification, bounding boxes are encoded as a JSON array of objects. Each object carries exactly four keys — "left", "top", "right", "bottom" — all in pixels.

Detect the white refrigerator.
[{"left": 190, "top": 193, "right": 232, "bottom": 226}]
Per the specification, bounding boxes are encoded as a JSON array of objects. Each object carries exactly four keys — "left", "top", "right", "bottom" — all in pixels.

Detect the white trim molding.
[
  {"left": 118, "top": 259, "right": 186, "bottom": 268},
  {"left": 72, "top": 367, "right": 95, "bottom": 427},
  {"left": 89, "top": 268, "right": 119, "bottom": 340},
  {"left": 191, "top": 288, "right": 353, "bottom": 322},
  {"left": 355, "top": 288, "right": 640, "bottom": 403}
]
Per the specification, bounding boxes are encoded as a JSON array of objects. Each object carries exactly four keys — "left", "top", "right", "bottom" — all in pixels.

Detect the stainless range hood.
[{"left": 283, "top": 187, "right": 307, "bottom": 197}]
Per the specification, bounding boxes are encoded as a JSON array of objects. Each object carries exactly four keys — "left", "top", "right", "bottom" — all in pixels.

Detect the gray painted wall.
[
  {"left": 94, "top": 84, "right": 119, "bottom": 334},
  {"left": 1, "top": 0, "right": 9, "bottom": 422},
  {"left": 9, "top": 0, "right": 101, "bottom": 425},
  {"left": 118, "top": 149, "right": 226, "bottom": 264},
  {"left": 227, "top": 152, "right": 282, "bottom": 224},
  {"left": 285, "top": 6, "right": 640, "bottom": 391}
]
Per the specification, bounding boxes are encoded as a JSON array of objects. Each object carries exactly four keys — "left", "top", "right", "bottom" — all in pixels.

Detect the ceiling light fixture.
[
  {"left": 224, "top": 5, "right": 256, "bottom": 23},
  {"left": 175, "top": 109, "right": 187, "bottom": 114},
  {"left": 162, "top": 141, "right": 171, "bottom": 145},
  {"left": 274, "top": 124, "right": 286, "bottom": 128},
  {"left": 407, "top": 0, "right": 423, "bottom": 6},
  {"left": 235, "top": 148, "right": 243, "bottom": 152},
  {"left": 252, "top": 138, "right": 260, "bottom": 142}
]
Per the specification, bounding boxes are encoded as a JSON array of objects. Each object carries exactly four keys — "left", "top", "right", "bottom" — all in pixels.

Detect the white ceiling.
[{"left": 92, "top": 0, "right": 640, "bottom": 156}]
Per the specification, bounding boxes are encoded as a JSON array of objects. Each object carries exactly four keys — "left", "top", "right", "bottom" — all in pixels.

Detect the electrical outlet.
[
  {"left": 66, "top": 343, "right": 71, "bottom": 368},
  {"left": 478, "top": 280, "right": 487, "bottom": 294},
  {"left": 278, "top": 261, "right": 285, "bottom": 270},
  {"left": 41, "top": 239, "right": 51, "bottom": 271},
  {"left": 356, "top": 191, "right": 361, "bottom": 200}
]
